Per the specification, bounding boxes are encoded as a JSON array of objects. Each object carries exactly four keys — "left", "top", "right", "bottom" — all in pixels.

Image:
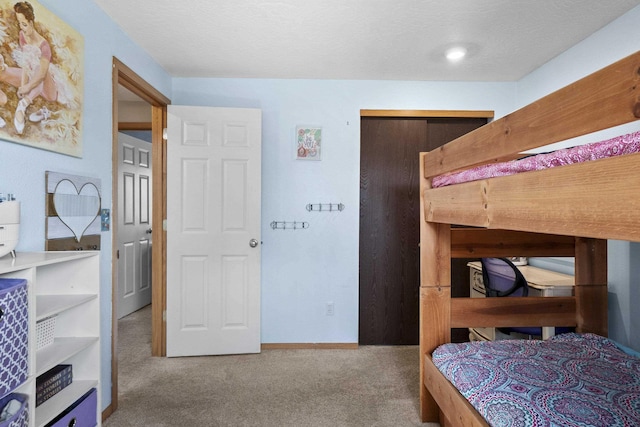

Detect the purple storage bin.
[
  {"left": 45, "top": 388, "right": 96, "bottom": 427},
  {"left": 0, "top": 393, "right": 28, "bottom": 427},
  {"left": 0, "top": 279, "right": 28, "bottom": 397}
]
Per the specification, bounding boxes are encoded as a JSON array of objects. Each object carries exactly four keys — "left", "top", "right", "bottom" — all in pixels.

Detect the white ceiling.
[{"left": 96, "top": 0, "right": 640, "bottom": 82}]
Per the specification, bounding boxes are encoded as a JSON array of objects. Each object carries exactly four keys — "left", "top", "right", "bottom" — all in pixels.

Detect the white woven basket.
[{"left": 36, "top": 315, "right": 57, "bottom": 350}]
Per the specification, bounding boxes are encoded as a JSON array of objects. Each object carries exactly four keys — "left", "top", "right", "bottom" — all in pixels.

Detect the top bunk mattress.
[
  {"left": 432, "top": 333, "right": 640, "bottom": 427},
  {"left": 431, "top": 131, "right": 640, "bottom": 188}
]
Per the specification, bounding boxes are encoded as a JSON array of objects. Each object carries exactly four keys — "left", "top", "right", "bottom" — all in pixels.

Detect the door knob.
[
  {"left": 249, "top": 238, "right": 259, "bottom": 248},
  {"left": 146, "top": 228, "right": 152, "bottom": 234}
]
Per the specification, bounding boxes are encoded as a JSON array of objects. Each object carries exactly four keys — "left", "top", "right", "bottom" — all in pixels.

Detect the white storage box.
[
  {"left": 36, "top": 315, "right": 57, "bottom": 350},
  {"left": 0, "top": 202, "right": 19, "bottom": 259}
]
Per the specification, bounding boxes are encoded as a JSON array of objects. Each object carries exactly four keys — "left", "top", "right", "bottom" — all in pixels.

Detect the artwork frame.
[
  {"left": 45, "top": 171, "right": 101, "bottom": 251},
  {"left": 0, "top": 0, "right": 84, "bottom": 157},
  {"left": 296, "top": 126, "right": 321, "bottom": 160}
]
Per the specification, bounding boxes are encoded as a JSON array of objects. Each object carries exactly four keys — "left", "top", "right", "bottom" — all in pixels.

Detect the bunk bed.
[{"left": 419, "top": 50, "right": 640, "bottom": 426}]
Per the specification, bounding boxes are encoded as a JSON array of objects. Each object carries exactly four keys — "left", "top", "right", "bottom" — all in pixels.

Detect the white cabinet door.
[{"left": 166, "top": 106, "right": 261, "bottom": 357}]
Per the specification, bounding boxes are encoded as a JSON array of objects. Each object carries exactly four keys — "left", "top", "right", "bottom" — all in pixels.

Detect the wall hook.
[
  {"left": 270, "top": 221, "right": 309, "bottom": 230},
  {"left": 306, "top": 203, "right": 344, "bottom": 212}
]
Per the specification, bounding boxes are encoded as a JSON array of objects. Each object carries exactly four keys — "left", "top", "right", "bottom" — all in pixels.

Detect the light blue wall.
[
  {"left": 173, "top": 5, "right": 640, "bottom": 349},
  {"left": 0, "top": 0, "right": 171, "bottom": 411},
  {"left": 515, "top": 5, "right": 640, "bottom": 350},
  {"left": 172, "top": 79, "right": 517, "bottom": 344}
]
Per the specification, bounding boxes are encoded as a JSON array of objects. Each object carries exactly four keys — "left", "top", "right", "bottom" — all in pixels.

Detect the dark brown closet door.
[{"left": 359, "top": 117, "right": 486, "bottom": 345}]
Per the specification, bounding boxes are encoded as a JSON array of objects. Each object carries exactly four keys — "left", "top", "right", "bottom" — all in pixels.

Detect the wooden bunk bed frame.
[{"left": 419, "top": 50, "right": 640, "bottom": 426}]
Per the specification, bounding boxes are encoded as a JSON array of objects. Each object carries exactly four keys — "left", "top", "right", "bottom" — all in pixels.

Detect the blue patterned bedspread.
[{"left": 432, "top": 333, "right": 640, "bottom": 426}]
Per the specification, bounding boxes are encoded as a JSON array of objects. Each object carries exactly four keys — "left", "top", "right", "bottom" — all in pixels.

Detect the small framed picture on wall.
[{"left": 296, "top": 126, "right": 321, "bottom": 160}]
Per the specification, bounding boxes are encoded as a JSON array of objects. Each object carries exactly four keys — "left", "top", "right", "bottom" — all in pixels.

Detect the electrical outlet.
[{"left": 326, "top": 302, "right": 335, "bottom": 316}]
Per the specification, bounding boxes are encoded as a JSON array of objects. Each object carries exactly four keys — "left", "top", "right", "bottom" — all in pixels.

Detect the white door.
[
  {"left": 166, "top": 106, "right": 261, "bottom": 357},
  {"left": 117, "top": 132, "right": 153, "bottom": 319}
]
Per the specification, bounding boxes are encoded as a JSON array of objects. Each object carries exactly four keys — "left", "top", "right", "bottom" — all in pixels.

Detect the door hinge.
[
  {"left": 162, "top": 310, "right": 166, "bottom": 322},
  {"left": 116, "top": 249, "right": 119, "bottom": 259},
  {"left": 162, "top": 128, "right": 168, "bottom": 140},
  {"left": 163, "top": 219, "right": 167, "bottom": 231}
]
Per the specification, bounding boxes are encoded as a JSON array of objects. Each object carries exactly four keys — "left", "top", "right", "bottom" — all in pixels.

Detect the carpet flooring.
[{"left": 104, "top": 305, "right": 437, "bottom": 427}]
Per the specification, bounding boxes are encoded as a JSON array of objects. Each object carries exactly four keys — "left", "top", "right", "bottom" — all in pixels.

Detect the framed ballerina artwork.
[{"left": 0, "top": 1, "right": 84, "bottom": 157}]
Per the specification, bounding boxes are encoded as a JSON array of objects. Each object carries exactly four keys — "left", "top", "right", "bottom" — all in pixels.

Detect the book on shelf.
[{"left": 36, "top": 364, "right": 72, "bottom": 407}]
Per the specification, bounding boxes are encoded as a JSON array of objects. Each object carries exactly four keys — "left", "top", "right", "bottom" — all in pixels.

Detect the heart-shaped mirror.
[{"left": 53, "top": 179, "right": 101, "bottom": 242}]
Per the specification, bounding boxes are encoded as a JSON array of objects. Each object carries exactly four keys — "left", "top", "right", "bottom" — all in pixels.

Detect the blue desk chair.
[{"left": 480, "top": 257, "right": 572, "bottom": 338}]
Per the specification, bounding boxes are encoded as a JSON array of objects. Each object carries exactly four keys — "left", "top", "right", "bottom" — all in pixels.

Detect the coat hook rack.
[
  {"left": 270, "top": 221, "right": 309, "bottom": 230},
  {"left": 306, "top": 203, "right": 344, "bottom": 212}
]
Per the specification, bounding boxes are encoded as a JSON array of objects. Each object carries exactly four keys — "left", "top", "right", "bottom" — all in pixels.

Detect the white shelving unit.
[{"left": 0, "top": 251, "right": 101, "bottom": 427}]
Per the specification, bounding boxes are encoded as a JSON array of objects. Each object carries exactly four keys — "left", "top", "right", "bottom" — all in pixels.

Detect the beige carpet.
[{"left": 104, "top": 305, "right": 438, "bottom": 427}]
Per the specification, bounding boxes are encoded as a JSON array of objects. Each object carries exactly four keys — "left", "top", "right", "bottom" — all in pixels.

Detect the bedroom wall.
[
  {"left": 516, "top": 5, "right": 640, "bottom": 350},
  {"left": 171, "top": 79, "right": 517, "bottom": 344},
  {"left": 0, "top": 0, "right": 171, "bottom": 410},
  {"left": 172, "top": 4, "right": 640, "bottom": 349}
]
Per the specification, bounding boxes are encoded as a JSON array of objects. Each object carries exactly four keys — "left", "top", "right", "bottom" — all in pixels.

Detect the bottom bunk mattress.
[{"left": 432, "top": 333, "right": 640, "bottom": 427}]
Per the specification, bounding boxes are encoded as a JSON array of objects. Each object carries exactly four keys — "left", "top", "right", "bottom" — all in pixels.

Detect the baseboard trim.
[
  {"left": 102, "top": 404, "right": 115, "bottom": 422},
  {"left": 261, "top": 343, "right": 358, "bottom": 350}
]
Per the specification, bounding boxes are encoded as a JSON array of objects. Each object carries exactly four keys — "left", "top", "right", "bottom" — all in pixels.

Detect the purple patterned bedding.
[
  {"left": 432, "top": 333, "right": 640, "bottom": 426},
  {"left": 431, "top": 131, "right": 640, "bottom": 188}
]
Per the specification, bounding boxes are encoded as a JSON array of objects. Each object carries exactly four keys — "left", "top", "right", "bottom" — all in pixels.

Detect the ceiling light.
[{"left": 445, "top": 47, "right": 467, "bottom": 62}]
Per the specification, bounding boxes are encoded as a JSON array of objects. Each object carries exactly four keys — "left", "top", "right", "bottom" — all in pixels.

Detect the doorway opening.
[
  {"left": 117, "top": 88, "right": 152, "bottom": 319},
  {"left": 110, "top": 58, "right": 170, "bottom": 416}
]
